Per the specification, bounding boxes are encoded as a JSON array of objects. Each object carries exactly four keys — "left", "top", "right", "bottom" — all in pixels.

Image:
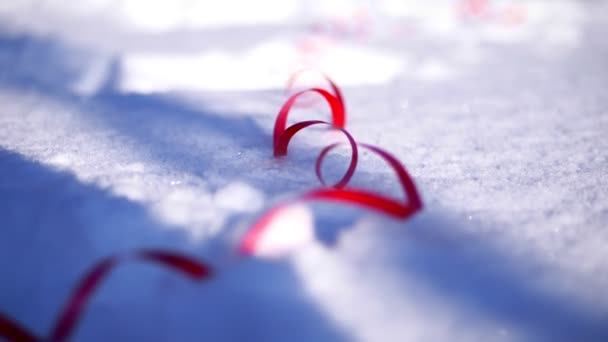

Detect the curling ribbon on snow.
[
  {"left": 0, "top": 72, "right": 423, "bottom": 339},
  {"left": 308, "top": 142, "right": 422, "bottom": 218},
  {"left": 277, "top": 71, "right": 421, "bottom": 215},
  {"left": 275, "top": 119, "right": 358, "bottom": 189},
  {"left": 274, "top": 81, "right": 353, "bottom": 187},
  {"left": 0, "top": 250, "right": 212, "bottom": 342},
  {"left": 241, "top": 70, "right": 423, "bottom": 255},
  {"left": 240, "top": 142, "right": 422, "bottom": 255},
  {"left": 274, "top": 88, "right": 345, "bottom": 150}
]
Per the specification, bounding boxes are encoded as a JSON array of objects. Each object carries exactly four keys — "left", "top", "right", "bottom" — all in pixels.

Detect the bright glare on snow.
[
  {"left": 119, "top": 40, "right": 404, "bottom": 92},
  {"left": 252, "top": 204, "right": 316, "bottom": 259}
]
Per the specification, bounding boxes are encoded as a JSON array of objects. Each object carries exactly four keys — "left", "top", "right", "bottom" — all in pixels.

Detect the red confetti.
[{"left": 0, "top": 250, "right": 212, "bottom": 342}]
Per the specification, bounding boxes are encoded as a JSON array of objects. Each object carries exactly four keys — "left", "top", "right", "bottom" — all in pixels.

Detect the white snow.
[{"left": 1, "top": 1, "right": 607, "bottom": 341}]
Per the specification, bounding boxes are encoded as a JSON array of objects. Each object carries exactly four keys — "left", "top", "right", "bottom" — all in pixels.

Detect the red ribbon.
[
  {"left": 241, "top": 73, "right": 423, "bottom": 255},
  {"left": 239, "top": 142, "right": 422, "bottom": 255},
  {"left": 0, "top": 250, "right": 212, "bottom": 342},
  {"left": 275, "top": 120, "right": 358, "bottom": 189},
  {"left": 312, "top": 142, "right": 422, "bottom": 217},
  {"left": 1, "top": 72, "right": 423, "bottom": 339},
  {"left": 274, "top": 82, "right": 352, "bottom": 187},
  {"left": 0, "top": 316, "right": 36, "bottom": 342},
  {"left": 274, "top": 88, "right": 346, "bottom": 150}
]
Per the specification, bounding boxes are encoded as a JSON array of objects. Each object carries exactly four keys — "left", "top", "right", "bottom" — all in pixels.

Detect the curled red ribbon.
[
  {"left": 275, "top": 120, "right": 358, "bottom": 189},
  {"left": 278, "top": 72, "right": 421, "bottom": 217},
  {"left": 274, "top": 82, "right": 352, "bottom": 188},
  {"left": 240, "top": 142, "right": 422, "bottom": 255},
  {"left": 0, "top": 250, "right": 212, "bottom": 342},
  {"left": 306, "top": 142, "right": 422, "bottom": 218},
  {"left": 240, "top": 71, "right": 423, "bottom": 255},
  {"left": 1, "top": 72, "right": 423, "bottom": 340},
  {"left": 274, "top": 87, "right": 346, "bottom": 151}
]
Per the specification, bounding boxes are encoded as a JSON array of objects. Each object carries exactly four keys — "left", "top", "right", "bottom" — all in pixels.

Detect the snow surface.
[{"left": 1, "top": 1, "right": 608, "bottom": 341}]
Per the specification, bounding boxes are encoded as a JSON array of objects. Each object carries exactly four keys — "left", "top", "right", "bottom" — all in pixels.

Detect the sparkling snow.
[{"left": 1, "top": 1, "right": 607, "bottom": 341}]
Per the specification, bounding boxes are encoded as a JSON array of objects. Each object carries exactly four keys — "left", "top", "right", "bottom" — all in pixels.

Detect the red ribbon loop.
[
  {"left": 313, "top": 142, "right": 422, "bottom": 217},
  {"left": 315, "top": 142, "right": 348, "bottom": 187},
  {"left": 274, "top": 120, "right": 358, "bottom": 189},
  {"left": 273, "top": 88, "right": 346, "bottom": 150},
  {"left": 239, "top": 143, "right": 422, "bottom": 256},
  {"left": 244, "top": 72, "right": 424, "bottom": 256}
]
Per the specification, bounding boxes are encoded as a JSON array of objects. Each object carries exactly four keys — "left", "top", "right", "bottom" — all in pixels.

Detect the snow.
[{"left": 1, "top": 1, "right": 608, "bottom": 341}]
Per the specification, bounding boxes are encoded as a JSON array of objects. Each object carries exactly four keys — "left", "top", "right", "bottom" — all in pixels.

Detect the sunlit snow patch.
[
  {"left": 249, "top": 204, "right": 316, "bottom": 259},
  {"left": 119, "top": 39, "right": 403, "bottom": 92}
]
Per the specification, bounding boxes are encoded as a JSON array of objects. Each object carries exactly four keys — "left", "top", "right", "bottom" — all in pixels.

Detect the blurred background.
[{"left": 0, "top": 0, "right": 595, "bottom": 94}]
